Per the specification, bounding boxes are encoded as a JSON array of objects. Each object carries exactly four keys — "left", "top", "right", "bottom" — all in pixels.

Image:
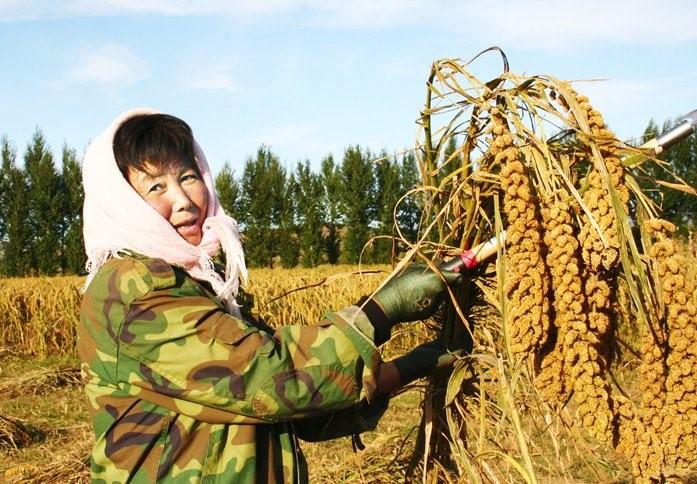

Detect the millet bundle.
[{"left": 413, "top": 50, "right": 695, "bottom": 481}]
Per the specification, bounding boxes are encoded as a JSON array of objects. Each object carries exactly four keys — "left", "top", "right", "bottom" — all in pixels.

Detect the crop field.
[
  {"left": 1, "top": 250, "right": 695, "bottom": 483},
  {"left": 0, "top": 265, "right": 397, "bottom": 359},
  {"left": 0, "top": 264, "right": 432, "bottom": 483}
]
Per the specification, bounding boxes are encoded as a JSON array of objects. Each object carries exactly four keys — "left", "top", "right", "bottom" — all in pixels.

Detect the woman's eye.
[
  {"left": 182, "top": 173, "right": 199, "bottom": 182},
  {"left": 148, "top": 184, "right": 163, "bottom": 193}
]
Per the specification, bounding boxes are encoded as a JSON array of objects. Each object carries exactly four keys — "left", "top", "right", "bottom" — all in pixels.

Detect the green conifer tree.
[
  {"left": 642, "top": 119, "right": 660, "bottom": 143},
  {"left": 25, "top": 129, "right": 62, "bottom": 275},
  {"left": 642, "top": 119, "right": 697, "bottom": 234},
  {"left": 658, "top": 119, "right": 696, "bottom": 233},
  {"left": 295, "top": 160, "right": 324, "bottom": 267},
  {"left": 320, "top": 154, "right": 342, "bottom": 264},
  {"left": 372, "top": 153, "right": 401, "bottom": 262},
  {"left": 397, "top": 151, "right": 422, "bottom": 243},
  {"left": 339, "top": 145, "right": 375, "bottom": 264},
  {"left": 238, "top": 146, "right": 287, "bottom": 267},
  {"left": 61, "top": 144, "right": 85, "bottom": 274},
  {"left": 239, "top": 148, "right": 271, "bottom": 267},
  {"left": 1, "top": 137, "right": 32, "bottom": 276},
  {"left": 278, "top": 172, "right": 299, "bottom": 268},
  {"left": 441, "top": 135, "right": 460, "bottom": 181},
  {"left": 214, "top": 162, "right": 240, "bottom": 217},
  {"left": 0, "top": 137, "right": 10, "bottom": 241}
]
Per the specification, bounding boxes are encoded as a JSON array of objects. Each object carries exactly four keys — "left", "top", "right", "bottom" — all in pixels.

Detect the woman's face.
[{"left": 127, "top": 159, "right": 209, "bottom": 246}]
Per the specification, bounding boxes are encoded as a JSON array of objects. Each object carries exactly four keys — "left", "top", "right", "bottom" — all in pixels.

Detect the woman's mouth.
[{"left": 175, "top": 219, "right": 201, "bottom": 238}]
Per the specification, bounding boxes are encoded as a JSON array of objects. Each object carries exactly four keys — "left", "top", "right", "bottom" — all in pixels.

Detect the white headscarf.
[{"left": 82, "top": 108, "right": 247, "bottom": 311}]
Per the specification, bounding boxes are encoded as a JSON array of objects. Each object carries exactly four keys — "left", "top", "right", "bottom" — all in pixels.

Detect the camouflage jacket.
[{"left": 78, "top": 253, "right": 385, "bottom": 483}]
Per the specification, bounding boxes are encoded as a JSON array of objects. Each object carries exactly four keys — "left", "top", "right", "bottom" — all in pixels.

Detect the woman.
[{"left": 78, "top": 108, "right": 462, "bottom": 483}]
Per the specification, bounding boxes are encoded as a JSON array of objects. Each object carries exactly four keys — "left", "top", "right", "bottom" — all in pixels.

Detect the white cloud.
[
  {"left": 68, "top": 44, "right": 148, "bottom": 86},
  {"left": 300, "top": 0, "right": 430, "bottom": 29},
  {"left": 3, "top": 1, "right": 697, "bottom": 47},
  {"left": 0, "top": 0, "right": 181, "bottom": 20},
  {"left": 180, "top": 63, "right": 236, "bottom": 92},
  {"left": 0, "top": 0, "right": 428, "bottom": 24},
  {"left": 0, "top": 0, "right": 302, "bottom": 21},
  {"left": 263, "top": 0, "right": 697, "bottom": 46},
  {"left": 464, "top": 0, "right": 697, "bottom": 48}
]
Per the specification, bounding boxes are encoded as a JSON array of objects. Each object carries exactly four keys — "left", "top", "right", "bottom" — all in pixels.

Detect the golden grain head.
[{"left": 494, "top": 115, "right": 552, "bottom": 359}]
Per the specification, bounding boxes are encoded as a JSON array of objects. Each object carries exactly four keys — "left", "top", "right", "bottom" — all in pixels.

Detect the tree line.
[
  {"left": 0, "top": 120, "right": 694, "bottom": 277},
  {"left": 215, "top": 144, "right": 423, "bottom": 268},
  {"left": 0, "top": 130, "right": 424, "bottom": 276},
  {"left": 642, "top": 119, "right": 697, "bottom": 235},
  {"left": 0, "top": 132, "right": 83, "bottom": 277}
]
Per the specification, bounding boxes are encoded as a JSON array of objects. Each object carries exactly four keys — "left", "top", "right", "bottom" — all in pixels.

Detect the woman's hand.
[{"left": 375, "top": 339, "right": 467, "bottom": 396}]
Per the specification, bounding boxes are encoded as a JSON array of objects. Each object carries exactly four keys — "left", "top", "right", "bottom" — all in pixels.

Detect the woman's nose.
[{"left": 169, "top": 183, "right": 194, "bottom": 212}]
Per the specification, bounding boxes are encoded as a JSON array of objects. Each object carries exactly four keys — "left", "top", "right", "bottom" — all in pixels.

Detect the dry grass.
[
  {"left": 0, "top": 415, "right": 33, "bottom": 450},
  {"left": 0, "top": 277, "right": 82, "bottom": 358},
  {"left": 0, "top": 264, "right": 413, "bottom": 358},
  {"left": 3, "top": 425, "right": 91, "bottom": 484},
  {"left": 0, "top": 356, "right": 90, "bottom": 483},
  {"left": 303, "top": 389, "right": 423, "bottom": 483},
  {"left": 0, "top": 365, "right": 81, "bottom": 400}
]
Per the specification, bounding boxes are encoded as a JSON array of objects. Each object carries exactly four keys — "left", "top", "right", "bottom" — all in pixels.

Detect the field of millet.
[{"left": 0, "top": 250, "right": 694, "bottom": 482}]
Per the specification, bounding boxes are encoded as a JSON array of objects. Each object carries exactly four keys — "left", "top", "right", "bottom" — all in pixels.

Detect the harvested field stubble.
[
  {"left": 2, "top": 421, "right": 91, "bottom": 484},
  {"left": 0, "top": 365, "right": 81, "bottom": 399},
  {"left": 0, "top": 355, "right": 92, "bottom": 482},
  {"left": 0, "top": 414, "right": 33, "bottom": 450}
]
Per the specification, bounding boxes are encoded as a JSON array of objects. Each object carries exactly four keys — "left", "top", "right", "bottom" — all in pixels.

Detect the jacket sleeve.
[{"left": 100, "top": 257, "right": 383, "bottom": 424}]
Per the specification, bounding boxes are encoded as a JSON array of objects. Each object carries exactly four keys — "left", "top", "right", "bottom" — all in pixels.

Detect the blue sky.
[{"left": 1, "top": 0, "right": 696, "bottom": 176}]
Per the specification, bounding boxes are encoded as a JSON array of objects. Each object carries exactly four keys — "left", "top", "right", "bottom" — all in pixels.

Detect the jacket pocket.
[{"left": 199, "top": 311, "right": 258, "bottom": 345}]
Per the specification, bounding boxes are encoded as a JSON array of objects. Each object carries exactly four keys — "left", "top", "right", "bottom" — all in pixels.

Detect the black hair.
[{"left": 112, "top": 113, "right": 201, "bottom": 180}]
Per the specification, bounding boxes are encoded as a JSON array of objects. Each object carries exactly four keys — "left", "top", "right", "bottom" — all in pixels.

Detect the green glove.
[
  {"left": 393, "top": 339, "right": 465, "bottom": 384},
  {"left": 372, "top": 264, "right": 463, "bottom": 325}
]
